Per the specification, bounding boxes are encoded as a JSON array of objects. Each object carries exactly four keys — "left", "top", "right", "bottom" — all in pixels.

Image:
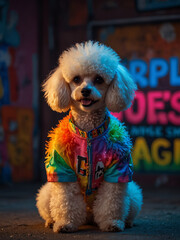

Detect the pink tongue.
[{"left": 81, "top": 99, "right": 92, "bottom": 105}]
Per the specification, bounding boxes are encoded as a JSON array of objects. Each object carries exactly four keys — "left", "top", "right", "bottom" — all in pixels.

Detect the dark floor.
[{"left": 0, "top": 183, "right": 180, "bottom": 240}]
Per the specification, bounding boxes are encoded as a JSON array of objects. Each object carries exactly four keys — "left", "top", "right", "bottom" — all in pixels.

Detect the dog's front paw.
[
  {"left": 125, "top": 220, "right": 134, "bottom": 228},
  {"left": 45, "top": 219, "right": 54, "bottom": 228},
  {"left": 53, "top": 221, "right": 78, "bottom": 233},
  {"left": 100, "top": 219, "right": 125, "bottom": 232}
]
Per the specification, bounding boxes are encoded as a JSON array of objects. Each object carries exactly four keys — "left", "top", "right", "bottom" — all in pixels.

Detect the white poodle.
[{"left": 36, "top": 41, "right": 143, "bottom": 233}]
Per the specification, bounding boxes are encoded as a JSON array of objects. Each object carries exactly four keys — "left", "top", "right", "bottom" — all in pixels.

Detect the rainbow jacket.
[{"left": 45, "top": 111, "right": 133, "bottom": 204}]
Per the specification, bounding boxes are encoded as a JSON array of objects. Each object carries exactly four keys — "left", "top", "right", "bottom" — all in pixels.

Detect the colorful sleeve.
[
  {"left": 45, "top": 150, "right": 77, "bottom": 182},
  {"left": 104, "top": 153, "right": 133, "bottom": 183}
]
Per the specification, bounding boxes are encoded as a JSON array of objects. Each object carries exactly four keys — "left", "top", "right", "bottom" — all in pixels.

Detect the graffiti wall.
[
  {"left": 96, "top": 21, "right": 180, "bottom": 172},
  {"left": 0, "top": 0, "right": 38, "bottom": 182}
]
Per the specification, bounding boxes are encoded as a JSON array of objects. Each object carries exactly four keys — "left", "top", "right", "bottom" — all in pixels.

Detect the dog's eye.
[
  {"left": 73, "top": 76, "right": 81, "bottom": 84},
  {"left": 94, "top": 75, "right": 104, "bottom": 84}
]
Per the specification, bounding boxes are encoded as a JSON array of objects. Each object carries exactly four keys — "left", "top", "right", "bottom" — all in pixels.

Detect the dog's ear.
[
  {"left": 42, "top": 67, "right": 71, "bottom": 112},
  {"left": 105, "top": 64, "right": 137, "bottom": 112}
]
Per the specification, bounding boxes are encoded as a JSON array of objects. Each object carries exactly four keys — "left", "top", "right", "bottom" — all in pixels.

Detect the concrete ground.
[{"left": 0, "top": 183, "right": 179, "bottom": 240}]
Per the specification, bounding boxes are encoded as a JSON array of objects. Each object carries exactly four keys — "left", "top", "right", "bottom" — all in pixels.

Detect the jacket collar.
[{"left": 69, "top": 111, "right": 110, "bottom": 139}]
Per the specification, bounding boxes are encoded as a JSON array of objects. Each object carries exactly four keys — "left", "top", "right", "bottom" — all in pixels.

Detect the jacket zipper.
[{"left": 87, "top": 138, "right": 92, "bottom": 195}]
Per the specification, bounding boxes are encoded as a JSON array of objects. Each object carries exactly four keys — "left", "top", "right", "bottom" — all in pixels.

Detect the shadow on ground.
[{"left": 0, "top": 183, "right": 179, "bottom": 240}]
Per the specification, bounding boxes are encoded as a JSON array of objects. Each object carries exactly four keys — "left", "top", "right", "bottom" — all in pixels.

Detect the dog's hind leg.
[
  {"left": 36, "top": 182, "right": 54, "bottom": 228},
  {"left": 93, "top": 181, "right": 130, "bottom": 232},
  {"left": 125, "top": 181, "right": 143, "bottom": 228},
  {"left": 50, "top": 182, "right": 87, "bottom": 233}
]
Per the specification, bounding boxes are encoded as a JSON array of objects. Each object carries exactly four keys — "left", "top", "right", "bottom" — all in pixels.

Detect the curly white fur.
[
  {"left": 37, "top": 41, "right": 142, "bottom": 233},
  {"left": 93, "top": 181, "right": 143, "bottom": 231},
  {"left": 42, "top": 41, "right": 137, "bottom": 113},
  {"left": 42, "top": 68, "right": 71, "bottom": 112},
  {"left": 36, "top": 182, "right": 86, "bottom": 232},
  {"left": 59, "top": 41, "right": 120, "bottom": 84},
  {"left": 105, "top": 64, "right": 137, "bottom": 112}
]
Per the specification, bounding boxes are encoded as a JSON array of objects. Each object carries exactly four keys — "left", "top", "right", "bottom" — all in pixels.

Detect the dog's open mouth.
[{"left": 80, "top": 98, "right": 98, "bottom": 107}]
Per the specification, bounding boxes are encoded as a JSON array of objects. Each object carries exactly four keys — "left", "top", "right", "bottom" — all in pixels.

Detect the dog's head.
[{"left": 43, "top": 41, "right": 137, "bottom": 113}]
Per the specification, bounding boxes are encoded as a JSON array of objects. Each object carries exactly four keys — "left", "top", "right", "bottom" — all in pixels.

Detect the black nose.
[{"left": 81, "top": 88, "right": 91, "bottom": 97}]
